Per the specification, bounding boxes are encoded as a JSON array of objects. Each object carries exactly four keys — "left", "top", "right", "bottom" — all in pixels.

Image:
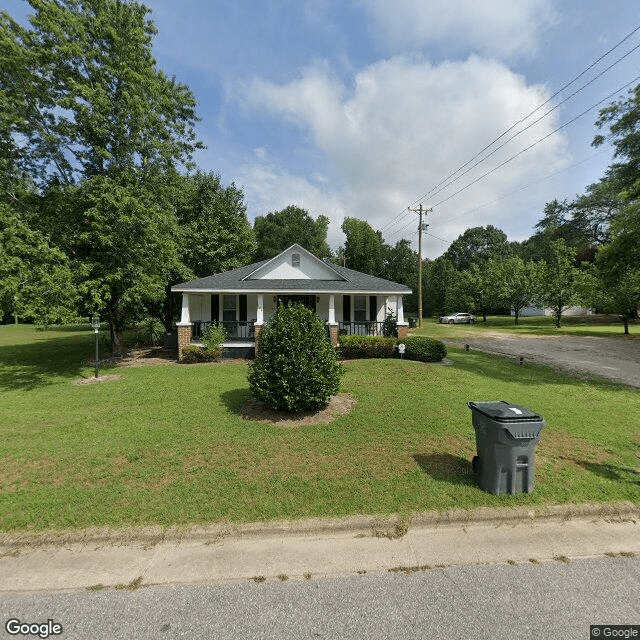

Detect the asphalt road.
[
  {"left": 2, "top": 556, "right": 639, "bottom": 640},
  {"left": 447, "top": 334, "right": 640, "bottom": 388}
]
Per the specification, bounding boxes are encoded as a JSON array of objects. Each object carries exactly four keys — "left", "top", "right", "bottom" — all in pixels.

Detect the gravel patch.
[{"left": 447, "top": 334, "right": 640, "bottom": 388}]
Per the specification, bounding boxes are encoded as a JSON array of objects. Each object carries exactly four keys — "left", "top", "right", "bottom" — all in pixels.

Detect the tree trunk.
[
  {"left": 110, "top": 321, "right": 126, "bottom": 356},
  {"left": 555, "top": 309, "right": 562, "bottom": 328},
  {"left": 482, "top": 309, "right": 487, "bottom": 322},
  {"left": 514, "top": 310, "right": 519, "bottom": 325},
  {"left": 623, "top": 315, "right": 629, "bottom": 335}
]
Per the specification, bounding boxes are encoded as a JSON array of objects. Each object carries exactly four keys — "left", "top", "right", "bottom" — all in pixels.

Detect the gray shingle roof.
[{"left": 171, "top": 260, "right": 411, "bottom": 294}]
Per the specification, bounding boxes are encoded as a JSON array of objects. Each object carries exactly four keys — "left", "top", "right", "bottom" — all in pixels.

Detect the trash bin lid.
[{"left": 467, "top": 401, "right": 543, "bottom": 423}]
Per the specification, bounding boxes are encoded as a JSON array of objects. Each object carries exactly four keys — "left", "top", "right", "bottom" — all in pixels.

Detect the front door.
[{"left": 275, "top": 295, "right": 317, "bottom": 313}]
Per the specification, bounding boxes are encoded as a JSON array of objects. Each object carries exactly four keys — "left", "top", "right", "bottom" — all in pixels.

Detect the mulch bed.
[{"left": 238, "top": 393, "right": 357, "bottom": 427}]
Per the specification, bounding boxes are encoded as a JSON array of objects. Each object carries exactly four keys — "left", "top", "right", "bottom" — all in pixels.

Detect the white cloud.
[
  {"left": 239, "top": 55, "right": 571, "bottom": 255},
  {"left": 236, "top": 162, "right": 348, "bottom": 247},
  {"left": 356, "top": 0, "right": 556, "bottom": 59}
]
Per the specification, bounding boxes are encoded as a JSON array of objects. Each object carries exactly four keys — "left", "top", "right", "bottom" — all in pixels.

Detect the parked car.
[{"left": 438, "top": 312, "right": 476, "bottom": 324}]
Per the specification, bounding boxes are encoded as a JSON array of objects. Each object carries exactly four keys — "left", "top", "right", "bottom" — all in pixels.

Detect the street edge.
[{"left": 1, "top": 502, "right": 638, "bottom": 551}]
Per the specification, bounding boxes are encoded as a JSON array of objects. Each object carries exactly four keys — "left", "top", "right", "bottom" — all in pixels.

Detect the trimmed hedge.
[
  {"left": 402, "top": 336, "right": 447, "bottom": 362},
  {"left": 339, "top": 335, "right": 397, "bottom": 359},
  {"left": 338, "top": 334, "right": 447, "bottom": 362},
  {"left": 181, "top": 344, "right": 223, "bottom": 363}
]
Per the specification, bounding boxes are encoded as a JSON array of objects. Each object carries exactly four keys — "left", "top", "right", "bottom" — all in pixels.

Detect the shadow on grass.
[
  {"left": 0, "top": 334, "right": 97, "bottom": 391},
  {"left": 220, "top": 388, "right": 253, "bottom": 414},
  {"left": 571, "top": 459, "right": 640, "bottom": 485},
  {"left": 413, "top": 453, "right": 475, "bottom": 485}
]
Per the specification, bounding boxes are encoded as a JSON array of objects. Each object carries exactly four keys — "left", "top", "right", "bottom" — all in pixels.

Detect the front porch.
[{"left": 176, "top": 292, "right": 408, "bottom": 360}]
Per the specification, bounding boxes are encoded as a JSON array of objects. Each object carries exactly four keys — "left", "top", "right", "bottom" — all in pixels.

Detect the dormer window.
[{"left": 292, "top": 253, "right": 300, "bottom": 267}]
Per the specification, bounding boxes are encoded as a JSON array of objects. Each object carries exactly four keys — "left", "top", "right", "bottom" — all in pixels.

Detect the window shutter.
[
  {"left": 343, "top": 295, "right": 351, "bottom": 322},
  {"left": 369, "top": 296, "right": 377, "bottom": 322},
  {"left": 211, "top": 295, "right": 219, "bottom": 322},
  {"left": 239, "top": 295, "right": 247, "bottom": 322}
]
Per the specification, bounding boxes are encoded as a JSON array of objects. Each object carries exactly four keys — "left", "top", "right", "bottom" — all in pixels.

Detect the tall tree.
[
  {"left": 535, "top": 239, "right": 586, "bottom": 328},
  {"left": 452, "top": 260, "right": 502, "bottom": 322},
  {"left": 443, "top": 225, "right": 510, "bottom": 271},
  {"left": 253, "top": 205, "right": 330, "bottom": 261},
  {"left": 494, "top": 256, "right": 542, "bottom": 325},
  {"left": 383, "top": 239, "right": 418, "bottom": 311},
  {"left": 1, "top": 0, "right": 201, "bottom": 185},
  {"left": 425, "top": 256, "right": 457, "bottom": 317},
  {"left": 1, "top": 1, "right": 202, "bottom": 351},
  {"left": 0, "top": 203, "right": 78, "bottom": 324},
  {"left": 149, "top": 172, "right": 256, "bottom": 331},
  {"left": 341, "top": 217, "right": 384, "bottom": 276},
  {"left": 591, "top": 83, "right": 640, "bottom": 283},
  {"left": 176, "top": 172, "right": 255, "bottom": 278}
]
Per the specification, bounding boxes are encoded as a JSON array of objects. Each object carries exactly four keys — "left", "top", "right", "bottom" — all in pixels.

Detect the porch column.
[
  {"left": 256, "top": 294, "right": 264, "bottom": 325},
  {"left": 177, "top": 293, "right": 192, "bottom": 361},
  {"left": 397, "top": 295, "right": 409, "bottom": 339},
  {"left": 326, "top": 294, "right": 339, "bottom": 348},
  {"left": 254, "top": 294, "right": 264, "bottom": 356},
  {"left": 179, "top": 293, "right": 190, "bottom": 324}
]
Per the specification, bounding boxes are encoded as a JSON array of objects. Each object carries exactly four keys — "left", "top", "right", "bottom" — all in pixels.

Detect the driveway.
[{"left": 445, "top": 334, "right": 640, "bottom": 388}]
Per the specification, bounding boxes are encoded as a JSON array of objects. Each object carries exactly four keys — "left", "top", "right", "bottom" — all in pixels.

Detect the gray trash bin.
[{"left": 468, "top": 401, "right": 545, "bottom": 495}]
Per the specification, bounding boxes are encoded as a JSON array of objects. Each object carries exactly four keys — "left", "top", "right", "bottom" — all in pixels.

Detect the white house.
[{"left": 171, "top": 244, "right": 412, "bottom": 359}]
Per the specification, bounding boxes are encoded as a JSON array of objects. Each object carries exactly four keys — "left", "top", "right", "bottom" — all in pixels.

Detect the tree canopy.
[
  {"left": 253, "top": 205, "right": 330, "bottom": 261},
  {"left": 443, "top": 225, "right": 510, "bottom": 270},
  {"left": 1, "top": 0, "right": 205, "bottom": 350},
  {"left": 341, "top": 217, "right": 385, "bottom": 277}
]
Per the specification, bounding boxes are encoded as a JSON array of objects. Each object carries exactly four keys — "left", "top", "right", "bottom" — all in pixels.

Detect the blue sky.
[{"left": 3, "top": 0, "right": 640, "bottom": 256}]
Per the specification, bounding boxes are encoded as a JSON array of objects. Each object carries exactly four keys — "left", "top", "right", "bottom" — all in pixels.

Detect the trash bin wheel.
[{"left": 472, "top": 455, "right": 480, "bottom": 474}]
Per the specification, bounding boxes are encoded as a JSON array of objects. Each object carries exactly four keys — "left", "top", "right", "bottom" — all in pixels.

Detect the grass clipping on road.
[{"left": 0, "top": 323, "right": 638, "bottom": 532}]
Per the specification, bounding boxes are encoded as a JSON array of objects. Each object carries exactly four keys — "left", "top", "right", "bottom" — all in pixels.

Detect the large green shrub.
[
  {"left": 248, "top": 303, "right": 343, "bottom": 412},
  {"left": 339, "top": 335, "right": 397, "bottom": 359},
  {"left": 401, "top": 336, "right": 447, "bottom": 362}
]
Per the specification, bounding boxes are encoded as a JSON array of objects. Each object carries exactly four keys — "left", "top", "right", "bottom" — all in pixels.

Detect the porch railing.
[
  {"left": 339, "top": 321, "right": 385, "bottom": 336},
  {"left": 192, "top": 321, "right": 255, "bottom": 340}
]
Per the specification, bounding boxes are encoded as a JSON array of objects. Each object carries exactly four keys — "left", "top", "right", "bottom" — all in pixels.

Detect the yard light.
[
  {"left": 398, "top": 343, "right": 406, "bottom": 360},
  {"left": 91, "top": 316, "right": 100, "bottom": 378}
]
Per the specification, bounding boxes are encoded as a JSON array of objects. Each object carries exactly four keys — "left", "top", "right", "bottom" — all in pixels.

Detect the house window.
[
  {"left": 292, "top": 253, "right": 300, "bottom": 267},
  {"left": 223, "top": 295, "right": 236, "bottom": 323},
  {"left": 354, "top": 295, "right": 367, "bottom": 322}
]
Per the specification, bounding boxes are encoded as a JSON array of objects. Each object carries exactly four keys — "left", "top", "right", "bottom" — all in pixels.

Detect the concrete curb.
[{"left": 1, "top": 502, "right": 637, "bottom": 551}]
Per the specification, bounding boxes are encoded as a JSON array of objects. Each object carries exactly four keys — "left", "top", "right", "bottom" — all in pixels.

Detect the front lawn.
[{"left": 1, "top": 324, "right": 638, "bottom": 532}]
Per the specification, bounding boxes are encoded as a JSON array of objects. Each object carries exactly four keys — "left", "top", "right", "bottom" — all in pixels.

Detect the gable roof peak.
[{"left": 242, "top": 244, "right": 349, "bottom": 281}]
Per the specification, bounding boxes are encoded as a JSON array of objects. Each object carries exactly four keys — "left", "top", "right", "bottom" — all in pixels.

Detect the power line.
[
  {"left": 403, "top": 25, "right": 640, "bottom": 210},
  {"left": 378, "top": 24, "right": 640, "bottom": 237},
  {"left": 429, "top": 72, "right": 640, "bottom": 209},
  {"left": 385, "top": 149, "right": 609, "bottom": 244},
  {"left": 417, "top": 41, "right": 640, "bottom": 206},
  {"left": 427, "top": 150, "right": 608, "bottom": 232}
]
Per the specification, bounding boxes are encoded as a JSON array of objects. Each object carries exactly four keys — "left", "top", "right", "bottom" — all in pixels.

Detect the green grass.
[{"left": 0, "top": 323, "right": 638, "bottom": 533}]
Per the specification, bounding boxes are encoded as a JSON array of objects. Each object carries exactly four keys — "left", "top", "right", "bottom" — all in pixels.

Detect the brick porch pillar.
[
  {"left": 327, "top": 323, "right": 339, "bottom": 349},
  {"left": 397, "top": 324, "right": 409, "bottom": 340},
  {"left": 177, "top": 322, "right": 192, "bottom": 361},
  {"left": 254, "top": 324, "right": 263, "bottom": 357}
]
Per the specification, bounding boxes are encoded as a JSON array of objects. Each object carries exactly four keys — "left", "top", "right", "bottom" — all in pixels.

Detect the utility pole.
[{"left": 407, "top": 204, "right": 432, "bottom": 328}]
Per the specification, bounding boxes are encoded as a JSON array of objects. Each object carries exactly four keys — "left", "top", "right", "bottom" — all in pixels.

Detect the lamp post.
[{"left": 91, "top": 316, "right": 100, "bottom": 379}]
